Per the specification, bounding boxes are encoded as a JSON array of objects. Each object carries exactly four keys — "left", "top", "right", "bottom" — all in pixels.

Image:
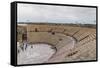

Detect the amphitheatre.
[{"left": 17, "top": 23, "right": 96, "bottom": 64}]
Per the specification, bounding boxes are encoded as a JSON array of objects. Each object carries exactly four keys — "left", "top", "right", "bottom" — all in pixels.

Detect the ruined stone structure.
[{"left": 17, "top": 23, "right": 96, "bottom": 64}]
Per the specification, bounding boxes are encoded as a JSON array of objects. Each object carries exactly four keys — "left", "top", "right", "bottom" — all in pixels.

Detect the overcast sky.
[{"left": 17, "top": 3, "right": 96, "bottom": 24}]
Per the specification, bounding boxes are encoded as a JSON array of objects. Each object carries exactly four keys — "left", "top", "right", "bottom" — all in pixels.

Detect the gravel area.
[{"left": 17, "top": 43, "right": 56, "bottom": 65}]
